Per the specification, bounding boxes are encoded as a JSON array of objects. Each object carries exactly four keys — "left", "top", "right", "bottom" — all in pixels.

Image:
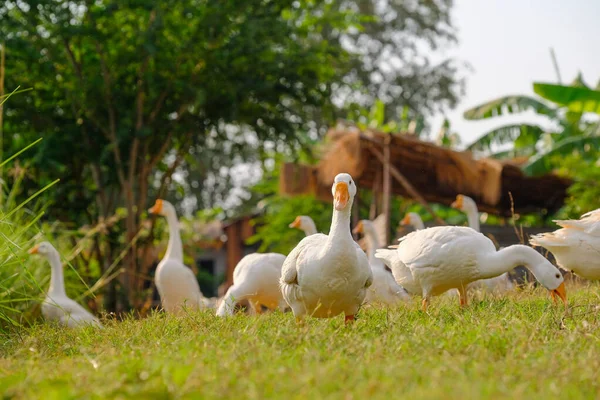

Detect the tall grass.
[{"left": 0, "top": 142, "right": 60, "bottom": 330}]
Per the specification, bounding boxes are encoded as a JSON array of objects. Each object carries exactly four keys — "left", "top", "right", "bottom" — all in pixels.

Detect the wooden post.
[
  {"left": 352, "top": 189, "right": 360, "bottom": 240},
  {"left": 382, "top": 135, "right": 391, "bottom": 245},
  {"left": 367, "top": 144, "right": 447, "bottom": 226},
  {"left": 369, "top": 168, "right": 381, "bottom": 220},
  {"left": 225, "top": 222, "right": 242, "bottom": 289}
]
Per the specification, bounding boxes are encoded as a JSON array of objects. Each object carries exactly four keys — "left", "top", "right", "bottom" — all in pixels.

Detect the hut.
[{"left": 280, "top": 124, "right": 571, "bottom": 245}]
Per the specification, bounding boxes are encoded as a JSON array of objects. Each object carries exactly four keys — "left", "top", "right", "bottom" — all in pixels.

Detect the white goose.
[
  {"left": 451, "top": 194, "right": 514, "bottom": 293},
  {"left": 29, "top": 242, "right": 102, "bottom": 328},
  {"left": 149, "top": 199, "right": 208, "bottom": 315},
  {"left": 216, "top": 253, "right": 288, "bottom": 316},
  {"left": 400, "top": 212, "right": 425, "bottom": 231},
  {"left": 280, "top": 173, "right": 373, "bottom": 323},
  {"left": 530, "top": 209, "right": 600, "bottom": 280},
  {"left": 393, "top": 226, "right": 566, "bottom": 311},
  {"left": 353, "top": 219, "right": 409, "bottom": 305},
  {"left": 289, "top": 215, "right": 318, "bottom": 236}
]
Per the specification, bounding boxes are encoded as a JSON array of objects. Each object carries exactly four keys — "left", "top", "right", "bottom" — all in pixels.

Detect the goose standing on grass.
[
  {"left": 280, "top": 173, "right": 373, "bottom": 324},
  {"left": 451, "top": 194, "right": 514, "bottom": 293},
  {"left": 393, "top": 226, "right": 566, "bottom": 311},
  {"left": 29, "top": 242, "right": 102, "bottom": 328},
  {"left": 354, "top": 220, "right": 409, "bottom": 305},
  {"left": 289, "top": 215, "right": 318, "bottom": 236},
  {"left": 216, "top": 253, "right": 288, "bottom": 316},
  {"left": 530, "top": 209, "right": 600, "bottom": 280},
  {"left": 149, "top": 199, "right": 208, "bottom": 315}
]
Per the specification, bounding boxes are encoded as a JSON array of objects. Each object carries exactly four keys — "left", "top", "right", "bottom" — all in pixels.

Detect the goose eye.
[{"left": 555, "top": 273, "right": 560, "bottom": 279}]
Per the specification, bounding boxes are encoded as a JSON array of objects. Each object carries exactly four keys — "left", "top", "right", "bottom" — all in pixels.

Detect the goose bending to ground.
[
  {"left": 29, "top": 242, "right": 102, "bottom": 328},
  {"left": 216, "top": 253, "right": 288, "bottom": 316},
  {"left": 289, "top": 215, "right": 318, "bottom": 236},
  {"left": 280, "top": 173, "right": 372, "bottom": 324},
  {"left": 149, "top": 199, "right": 208, "bottom": 315},
  {"left": 353, "top": 220, "right": 409, "bottom": 305},
  {"left": 451, "top": 194, "right": 514, "bottom": 293},
  {"left": 389, "top": 226, "right": 566, "bottom": 311},
  {"left": 530, "top": 209, "right": 600, "bottom": 280}
]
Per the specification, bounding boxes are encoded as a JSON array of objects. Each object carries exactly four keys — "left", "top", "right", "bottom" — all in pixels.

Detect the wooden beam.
[
  {"left": 382, "top": 135, "right": 391, "bottom": 244},
  {"left": 367, "top": 144, "right": 447, "bottom": 226}
]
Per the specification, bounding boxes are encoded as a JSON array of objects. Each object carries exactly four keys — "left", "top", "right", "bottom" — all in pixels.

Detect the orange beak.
[
  {"left": 550, "top": 282, "right": 567, "bottom": 306},
  {"left": 149, "top": 199, "right": 163, "bottom": 215},
  {"left": 352, "top": 221, "right": 364, "bottom": 235},
  {"left": 400, "top": 215, "right": 411, "bottom": 226},
  {"left": 289, "top": 216, "right": 301, "bottom": 229},
  {"left": 451, "top": 195, "right": 463, "bottom": 209},
  {"left": 334, "top": 182, "right": 349, "bottom": 211},
  {"left": 28, "top": 245, "right": 39, "bottom": 254}
]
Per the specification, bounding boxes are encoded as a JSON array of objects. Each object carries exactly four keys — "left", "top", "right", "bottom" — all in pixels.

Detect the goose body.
[
  {"left": 149, "top": 199, "right": 208, "bottom": 315},
  {"left": 280, "top": 173, "right": 372, "bottom": 322},
  {"left": 217, "top": 253, "right": 288, "bottom": 316},
  {"left": 354, "top": 220, "right": 409, "bottom": 305},
  {"left": 29, "top": 242, "right": 102, "bottom": 328},
  {"left": 530, "top": 209, "right": 600, "bottom": 280},
  {"left": 394, "top": 226, "right": 566, "bottom": 310},
  {"left": 451, "top": 195, "right": 514, "bottom": 293}
]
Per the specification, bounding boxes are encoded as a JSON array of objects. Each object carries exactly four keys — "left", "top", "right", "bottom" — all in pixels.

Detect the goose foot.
[
  {"left": 344, "top": 315, "right": 355, "bottom": 325},
  {"left": 421, "top": 298, "right": 429, "bottom": 312}
]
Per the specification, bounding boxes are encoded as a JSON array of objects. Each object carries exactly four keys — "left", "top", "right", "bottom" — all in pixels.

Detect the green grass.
[{"left": 1, "top": 286, "right": 600, "bottom": 399}]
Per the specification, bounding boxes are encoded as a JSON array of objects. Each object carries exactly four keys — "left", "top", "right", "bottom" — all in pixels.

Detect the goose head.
[
  {"left": 401, "top": 212, "right": 420, "bottom": 227},
  {"left": 352, "top": 219, "right": 376, "bottom": 237},
  {"left": 149, "top": 199, "right": 176, "bottom": 217},
  {"left": 450, "top": 194, "right": 477, "bottom": 213},
  {"left": 332, "top": 173, "right": 357, "bottom": 211},
  {"left": 28, "top": 241, "right": 57, "bottom": 257},
  {"left": 289, "top": 216, "right": 313, "bottom": 230},
  {"left": 540, "top": 267, "right": 567, "bottom": 305}
]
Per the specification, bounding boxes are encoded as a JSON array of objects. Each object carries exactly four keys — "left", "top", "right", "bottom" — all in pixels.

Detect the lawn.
[{"left": 1, "top": 286, "right": 600, "bottom": 399}]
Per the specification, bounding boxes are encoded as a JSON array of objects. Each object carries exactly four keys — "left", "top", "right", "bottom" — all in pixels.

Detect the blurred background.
[{"left": 0, "top": 0, "right": 598, "bottom": 323}]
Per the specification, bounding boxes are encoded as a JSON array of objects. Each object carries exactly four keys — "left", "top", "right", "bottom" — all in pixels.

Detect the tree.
[
  {"left": 0, "top": 0, "right": 355, "bottom": 310},
  {"left": 330, "top": 0, "right": 465, "bottom": 127}
]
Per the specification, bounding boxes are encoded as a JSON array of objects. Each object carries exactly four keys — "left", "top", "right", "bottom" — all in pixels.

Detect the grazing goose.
[
  {"left": 280, "top": 173, "right": 373, "bottom": 324},
  {"left": 353, "top": 220, "right": 409, "bottom": 305},
  {"left": 149, "top": 199, "right": 208, "bottom": 315},
  {"left": 451, "top": 194, "right": 514, "bottom": 293},
  {"left": 216, "top": 253, "right": 288, "bottom": 316},
  {"left": 393, "top": 226, "right": 566, "bottom": 311},
  {"left": 29, "top": 242, "right": 102, "bottom": 328},
  {"left": 530, "top": 209, "right": 600, "bottom": 280},
  {"left": 289, "top": 215, "right": 318, "bottom": 236}
]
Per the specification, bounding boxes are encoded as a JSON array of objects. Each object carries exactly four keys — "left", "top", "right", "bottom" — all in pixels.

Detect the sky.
[{"left": 440, "top": 0, "right": 600, "bottom": 146}]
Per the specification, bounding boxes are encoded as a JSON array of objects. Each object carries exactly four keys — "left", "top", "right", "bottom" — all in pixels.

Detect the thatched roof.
[{"left": 280, "top": 126, "right": 571, "bottom": 217}]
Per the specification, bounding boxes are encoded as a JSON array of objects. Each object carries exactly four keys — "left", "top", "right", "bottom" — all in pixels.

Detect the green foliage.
[
  {"left": 247, "top": 166, "right": 332, "bottom": 254},
  {"left": 463, "top": 95, "right": 556, "bottom": 120},
  {"left": 2, "top": 288, "right": 600, "bottom": 398},
  {"left": 534, "top": 81, "right": 600, "bottom": 114},
  {"left": 346, "top": 100, "right": 425, "bottom": 136},
  {"left": 465, "top": 73, "right": 600, "bottom": 178},
  {"left": 552, "top": 152, "right": 600, "bottom": 219}
]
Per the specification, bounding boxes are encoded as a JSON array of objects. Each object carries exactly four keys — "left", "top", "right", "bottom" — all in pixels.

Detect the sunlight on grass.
[{"left": 1, "top": 287, "right": 599, "bottom": 399}]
